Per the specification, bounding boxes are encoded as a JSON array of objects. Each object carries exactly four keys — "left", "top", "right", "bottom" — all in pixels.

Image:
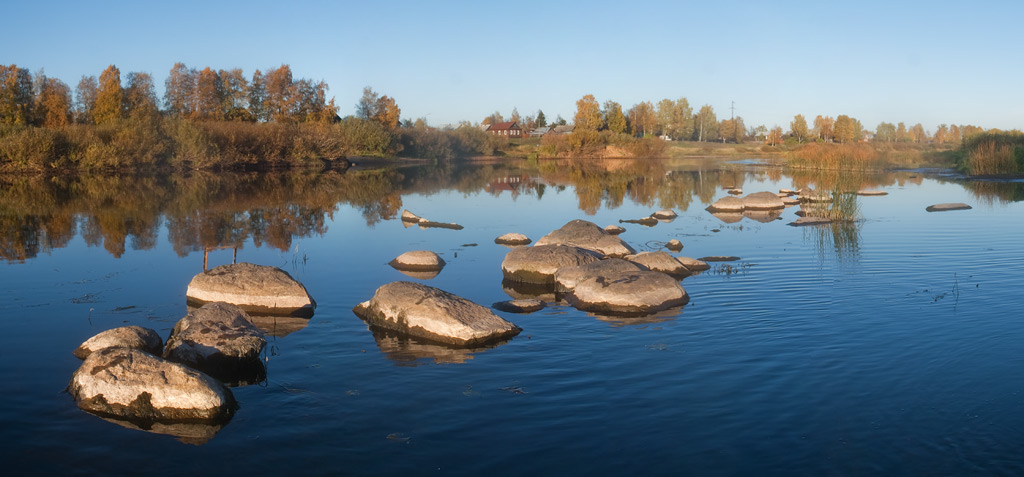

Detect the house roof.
[{"left": 488, "top": 121, "right": 520, "bottom": 131}]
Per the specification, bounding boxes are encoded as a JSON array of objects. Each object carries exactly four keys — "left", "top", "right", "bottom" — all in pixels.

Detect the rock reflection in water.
[
  {"left": 188, "top": 304, "right": 310, "bottom": 338},
  {"left": 368, "top": 327, "right": 511, "bottom": 366},
  {"left": 89, "top": 413, "right": 227, "bottom": 446},
  {"left": 502, "top": 279, "right": 558, "bottom": 303},
  {"left": 587, "top": 306, "right": 684, "bottom": 327}
]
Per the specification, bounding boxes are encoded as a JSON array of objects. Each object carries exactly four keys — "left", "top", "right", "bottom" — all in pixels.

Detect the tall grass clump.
[
  {"left": 790, "top": 143, "right": 884, "bottom": 171},
  {"left": 958, "top": 132, "right": 1024, "bottom": 176}
]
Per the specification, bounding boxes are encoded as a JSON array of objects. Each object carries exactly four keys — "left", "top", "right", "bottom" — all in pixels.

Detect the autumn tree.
[
  {"left": 264, "top": 64, "right": 294, "bottom": 122},
  {"left": 896, "top": 122, "right": 909, "bottom": 142},
  {"left": 603, "top": 100, "right": 626, "bottom": 134},
  {"left": 910, "top": 123, "right": 927, "bottom": 143},
  {"left": 371, "top": 94, "right": 400, "bottom": 129},
  {"left": 833, "top": 115, "right": 854, "bottom": 143},
  {"left": 124, "top": 72, "right": 158, "bottom": 120},
  {"left": 218, "top": 68, "right": 249, "bottom": 119},
  {"left": 813, "top": 115, "right": 834, "bottom": 142},
  {"left": 574, "top": 94, "right": 602, "bottom": 130},
  {"left": 656, "top": 99, "right": 675, "bottom": 136},
  {"left": 948, "top": 124, "right": 961, "bottom": 145},
  {"left": 0, "top": 64, "right": 34, "bottom": 125},
  {"left": 93, "top": 65, "right": 123, "bottom": 125},
  {"left": 164, "top": 62, "right": 196, "bottom": 118},
  {"left": 875, "top": 122, "right": 896, "bottom": 142},
  {"left": 692, "top": 104, "right": 718, "bottom": 142},
  {"left": 790, "top": 114, "right": 808, "bottom": 142},
  {"left": 510, "top": 107, "right": 520, "bottom": 124},
  {"left": 852, "top": 118, "right": 865, "bottom": 142},
  {"left": 35, "top": 76, "right": 72, "bottom": 127},
  {"left": 654, "top": 98, "right": 693, "bottom": 140},
  {"left": 627, "top": 101, "right": 656, "bottom": 137},
  {"left": 74, "top": 75, "right": 97, "bottom": 124},
  {"left": 933, "top": 124, "right": 949, "bottom": 145},
  {"left": 766, "top": 125, "right": 784, "bottom": 146}
]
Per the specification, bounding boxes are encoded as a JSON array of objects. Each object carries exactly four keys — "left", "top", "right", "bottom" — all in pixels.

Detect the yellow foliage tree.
[
  {"left": 93, "top": 65, "right": 123, "bottom": 125},
  {"left": 574, "top": 94, "right": 602, "bottom": 131},
  {"left": 603, "top": 100, "right": 626, "bottom": 134},
  {"left": 374, "top": 95, "right": 400, "bottom": 130},
  {"left": 37, "top": 77, "right": 71, "bottom": 127}
]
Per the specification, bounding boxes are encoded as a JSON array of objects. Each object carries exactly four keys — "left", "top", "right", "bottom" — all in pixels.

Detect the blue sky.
[{"left": 4, "top": 0, "right": 1022, "bottom": 132}]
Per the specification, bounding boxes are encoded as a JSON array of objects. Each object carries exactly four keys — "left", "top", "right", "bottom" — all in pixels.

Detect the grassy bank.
[
  {"left": 956, "top": 132, "right": 1024, "bottom": 176},
  {"left": 787, "top": 142, "right": 955, "bottom": 171}
]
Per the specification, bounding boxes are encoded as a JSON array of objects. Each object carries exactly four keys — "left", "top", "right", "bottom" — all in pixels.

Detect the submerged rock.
[
  {"left": 164, "top": 302, "right": 266, "bottom": 385},
  {"left": 665, "top": 239, "right": 683, "bottom": 252},
  {"left": 788, "top": 216, "right": 833, "bottom": 226},
  {"left": 799, "top": 190, "right": 832, "bottom": 203},
  {"left": 353, "top": 281, "right": 521, "bottom": 346},
  {"left": 857, "top": 190, "right": 888, "bottom": 196},
  {"left": 535, "top": 219, "right": 636, "bottom": 257},
  {"left": 604, "top": 225, "right": 626, "bottom": 235},
  {"left": 707, "top": 196, "right": 744, "bottom": 212},
  {"left": 625, "top": 252, "right": 691, "bottom": 277},
  {"left": 676, "top": 256, "right": 710, "bottom": 272},
  {"left": 926, "top": 203, "right": 972, "bottom": 212},
  {"left": 492, "top": 299, "right": 546, "bottom": 314},
  {"left": 69, "top": 347, "right": 235, "bottom": 422},
  {"left": 74, "top": 326, "right": 163, "bottom": 359},
  {"left": 186, "top": 262, "right": 316, "bottom": 318},
  {"left": 566, "top": 271, "right": 689, "bottom": 315},
  {"left": 501, "top": 244, "right": 602, "bottom": 285},
  {"left": 401, "top": 209, "right": 464, "bottom": 229},
  {"left": 553, "top": 258, "right": 647, "bottom": 293},
  {"left": 494, "top": 233, "right": 532, "bottom": 246},
  {"left": 389, "top": 250, "right": 446, "bottom": 272}
]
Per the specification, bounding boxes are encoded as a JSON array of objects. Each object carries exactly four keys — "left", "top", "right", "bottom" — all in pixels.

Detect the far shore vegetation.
[{"left": 2, "top": 63, "right": 1021, "bottom": 176}]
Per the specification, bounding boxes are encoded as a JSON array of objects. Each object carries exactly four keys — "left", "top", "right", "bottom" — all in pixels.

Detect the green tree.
[
  {"left": 93, "top": 65, "right": 123, "bottom": 125},
  {"left": 249, "top": 69, "right": 266, "bottom": 122},
  {"left": 790, "top": 114, "right": 808, "bottom": 142},
  {"left": 813, "top": 115, "right": 834, "bottom": 142},
  {"left": 124, "top": 72, "right": 158, "bottom": 120},
  {"left": 875, "top": 122, "right": 896, "bottom": 142},
  {"left": 896, "top": 122, "right": 909, "bottom": 142},
  {"left": 218, "top": 68, "right": 249, "bottom": 117},
  {"left": 356, "top": 86, "right": 378, "bottom": 120},
  {"left": 536, "top": 109, "right": 547, "bottom": 127},
  {"left": 574, "top": 94, "right": 602, "bottom": 130},
  {"left": 603, "top": 100, "right": 626, "bottom": 134},
  {"left": 666, "top": 98, "right": 693, "bottom": 140},
  {"left": 627, "top": 101, "right": 655, "bottom": 137}
]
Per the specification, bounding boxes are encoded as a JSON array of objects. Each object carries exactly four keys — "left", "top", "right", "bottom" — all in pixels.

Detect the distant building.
[
  {"left": 486, "top": 121, "right": 524, "bottom": 137},
  {"left": 550, "top": 125, "right": 574, "bottom": 135},
  {"left": 528, "top": 126, "right": 551, "bottom": 137}
]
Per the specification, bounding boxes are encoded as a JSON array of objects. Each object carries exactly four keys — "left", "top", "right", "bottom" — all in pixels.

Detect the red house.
[{"left": 486, "top": 121, "right": 524, "bottom": 137}]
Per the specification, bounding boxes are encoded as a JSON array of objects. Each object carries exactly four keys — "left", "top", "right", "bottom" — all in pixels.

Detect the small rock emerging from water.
[
  {"left": 389, "top": 251, "right": 446, "bottom": 271},
  {"left": 535, "top": 219, "right": 636, "bottom": 257},
  {"left": 186, "top": 262, "right": 316, "bottom": 318},
  {"left": 502, "top": 245, "right": 602, "bottom": 285},
  {"left": 707, "top": 196, "right": 744, "bottom": 212},
  {"left": 354, "top": 281, "right": 522, "bottom": 346},
  {"left": 74, "top": 326, "right": 163, "bottom": 359},
  {"left": 742, "top": 191, "right": 786, "bottom": 210},
  {"left": 926, "top": 203, "right": 972, "bottom": 212},
  {"left": 603, "top": 225, "right": 626, "bottom": 235},
  {"left": 566, "top": 271, "right": 690, "bottom": 315},
  {"left": 492, "top": 299, "right": 545, "bottom": 314},
  {"left": 625, "top": 252, "right": 691, "bottom": 277},
  {"left": 857, "top": 190, "right": 888, "bottom": 196},
  {"left": 788, "top": 217, "right": 833, "bottom": 226},
  {"left": 652, "top": 209, "right": 677, "bottom": 220},
  {"left": 494, "top": 233, "right": 532, "bottom": 246},
  {"left": 666, "top": 239, "right": 683, "bottom": 251},
  {"left": 69, "top": 347, "right": 235, "bottom": 422},
  {"left": 164, "top": 302, "right": 267, "bottom": 385}
]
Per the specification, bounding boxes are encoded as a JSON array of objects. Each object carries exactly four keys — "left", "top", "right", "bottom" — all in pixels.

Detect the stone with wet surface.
[
  {"left": 788, "top": 216, "right": 833, "bottom": 226},
  {"left": 494, "top": 233, "right": 532, "bottom": 246},
  {"left": 69, "top": 347, "right": 235, "bottom": 422},
  {"left": 492, "top": 299, "right": 545, "bottom": 313},
  {"left": 742, "top": 191, "right": 786, "bottom": 210},
  {"left": 74, "top": 326, "right": 163, "bottom": 359},
  {"left": 186, "top": 262, "right": 316, "bottom": 317},
  {"left": 926, "top": 203, "right": 972, "bottom": 212},
  {"left": 502, "top": 244, "right": 602, "bottom": 285},
  {"left": 164, "top": 302, "right": 267, "bottom": 384},
  {"left": 389, "top": 250, "right": 446, "bottom": 271},
  {"left": 676, "top": 256, "right": 710, "bottom": 271},
  {"left": 625, "top": 252, "right": 691, "bottom": 277},
  {"left": 353, "top": 281, "right": 522, "bottom": 346},
  {"left": 604, "top": 224, "right": 626, "bottom": 235},
  {"left": 652, "top": 209, "right": 677, "bottom": 220},
  {"left": 707, "top": 196, "right": 745, "bottom": 212},
  {"left": 666, "top": 239, "right": 683, "bottom": 251},
  {"left": 566, "top": 270, "right": 690, "bottom": 315}
]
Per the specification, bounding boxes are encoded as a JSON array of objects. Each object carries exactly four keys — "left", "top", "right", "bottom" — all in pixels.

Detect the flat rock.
[
  {"left": 665, "top": 239, "right": 683, "bottom": 251},
  {"left": 742, "top": 191, "right": 786, "bottom": 210},
  {"left": 553, "top": 258, "right": 647, "bottom": 293},
  {"left": 625, "top": 252, "right": 690, "bottom": 277},
  {"left": 788, "top": 216, "right": 833, "bottom": 226},
  {"left": 604, "top": 225, "right": 626, "bottom": 235},
  {"left": 186, "top": 262, "right": 316, "bottom": 317},
  {"left": 857, "top": 190, "right": 888, "bottom": 196},
  {"left": 677, "top": 256, "right": 710, "bottom": 271},
  {"left": 781, "top": 196, "right": 801, "bottom": 206},
  {"left": 535, "top": 219, "right": 635, "bottom": 257},
  {"left": 389, "top": 250, "right": 446, "bottom": 271},
  {"left": 502, "top": 244, "right": 603, "bottom": 285},
  {"left": 416, "top": 219, "right": 464, "bottom": 230},
  {"left": 494, "top": 233, "right": 532, "bottom": 245},
  {"left": 566, "top": 270, "right": 690, "bottom": 316},
  {"left": 492, "top": 299, "right": 545, "bottom": 313},
  {"left": 353, "top": 281, "right": 521, "bottom": 346},
  {"left": 74, "top": 326, "right": 163, "bottom": 359},
  {"left": 799, "top": 190, "right": 832, "bottom": 203},
  {"left": 700, "top": 256, "right": 741, "bottom": 262},
  {"left": 707, "top": 196, "right": 745, "bottom": 212},
  {"left": 780, "top": 188, "right": 797, "bottom": 195},
  {"left": 652, "top": 209, "right": 677, "bottom": 220},
  {"left": 926, "top": 203, "right": 972, "bottom": 212},
  {"left": 69, "top": 347, "right": 235, "bottom": 422},
  {"left": 164, "top": 302, "right": 266, "bottom": 385},
  {"left": 727, "top": 188, "right": 743, "bottom": 195}
]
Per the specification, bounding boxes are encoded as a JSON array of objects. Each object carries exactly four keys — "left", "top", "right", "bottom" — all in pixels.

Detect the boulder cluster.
[{"left": 69, "top": 263, "right": 316, "bottom": 436}]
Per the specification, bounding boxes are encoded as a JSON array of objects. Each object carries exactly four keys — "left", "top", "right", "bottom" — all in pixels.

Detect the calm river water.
[{"left": 2, "top": 158, "right": 1023, "bottom": 474}]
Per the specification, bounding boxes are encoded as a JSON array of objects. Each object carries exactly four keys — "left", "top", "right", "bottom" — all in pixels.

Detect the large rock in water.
[
  {"left": 707, "top": 196, "right": 745, "bottom": 212},
  {"left": 69, "top": 347, "right": 235, "bottom": 422},
  {"left": 566, "top": 270, "right": 690, "bottom": 315},
  {"left": 353, "top": 281, "right": 521, "bottom": 346},
  {"left": 534, "top": 219, "right": 636, "bottom": 257},
  {"left": 501, "top": 244, "right": 602, "bottom": 285},
  {"left": 164, "top": 302, "right": 266, "bottom": 385},
  {"left": 74, "top": 326, "right": 163, "bottom": 359},
  {"left": 494, "top": 233, "right": 532, "bottom": 246},
  {"left": 742, "top": 191, "right": 786, "bottom": 210},
  {"left": 389, "top": 250, "right": 446, "bottom": 271},
  {"left": 186, "top": 262, "right": 316, "bottom": 317},
  {"left": 553, "top": 258, "right": 647, "bottom": 293}
]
